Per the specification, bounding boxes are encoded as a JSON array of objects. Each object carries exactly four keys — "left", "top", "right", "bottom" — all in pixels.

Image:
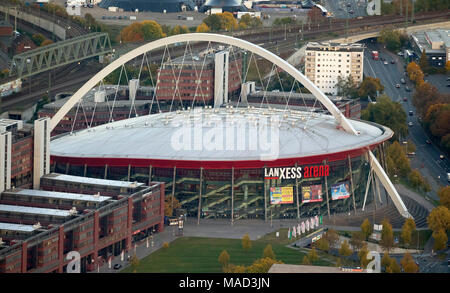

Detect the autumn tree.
[
  {"left": 386, "top": 258, "right": 401, "bottom": 273},
  {"left": 120, "top": 20, "right": 166, "bottom": 43},
  {"left": 324, "top": 229, "right": 339, "bottom": 249},
  {"left": 350, "top": 231, "right": 365, "bottom": 252},
  {"left": 401, "top": 252, "right": 419, "bottom": 273},
  {"left": 336, "top": 75, "right": 359, "bottom": 99},
  {"left": 446, "top": 60, "right": 450, "bottom": 73},
  {"left": 406, "top": 139, "right": 416, "bottom": 153},
  {"left": 427, "top": 206, "right": 450, "bottom": 232},
  {"left": 238, "top": 14, "right": 262, "bottom": 29},
  {"left": 242, "top": 234, "right": 252, "bottom": 251},
  {"left": 32, "top": 33, "right": 46, "bottom": 46},
  {"left": 358, "top": 244, "right": 370, "bottom": 268},
  {"left": 393, "top": 0, "right": 414, "bottom": 15},
  {"left": 380, "top": 218, "right": 394, "bottom": 252},
  {"left": 438, "top": 186, "right": 450, "bottom": 209},
  {"left": 361, "top": 218, "right": 373, "bottom": 240},
  {"left": 406, "top": 62, "right": 424, "bottom": 85},
  {"left": 378, "top": 29, "right": 408, "bottom": 51},
  {"left": 308, "top": 247, "right": 319, "bottom": 263},
  {"left": 263, "top": 244, "right": 275, "bottom": 260},
  {"left": 196, "top": 23, "right": 210, "bottom": 33},
  {"left": 246, "top": 257, "right": 283, "bottom": 273},
  {"left": 423, "top": 103, "right": 450, "bottom": 145},
  {"left": 164, "top": 195, "right": 181, "bottom": 217},
  {"left": 316, "top": 237, "right": 330, "bottom": 252},
  {"left": 386, "top": 141, "right": 411, "bottom": 178},
  {"left": 41, "top": 39, "right": 54, "bottom": 47},
  {"left": 170, "top": 25, "right": 189, "bottom": 36},
  {"left": 218, "top": 250, "right": 230, "bottom": 267},
  {"left": 361, "top": 95, "right": 408, "bottom": 141},
  {"left": 219, "top": 12, "right": 239, "bottom": 31},
  {"left": 419, "top": 49, "right": 429, "bottom": 72},
  {"left": 339, "top": 240, "right": 353, "bottom": 258},
  {"left": 381, "top": 253, "right": 392, "bottom": 271},
  {"left": 432, "top": 229, "right": 448, "bottom": 251},
  {"left": 409, "top": 169, "right": 431, "bottom": 192},
  {"left": 203, "top": 14, "right": 222, "bottom": 31},
  {"left": 357, "top": 76, "right": 384, "bottom": 99},
  {"left": 301, "top": 255, "right": 311, "bottom": 265},
  {"left": 401, "top": 218, "right": 416, "bottom": 247},
  {"left": 130, "top": 253, "right": 140, "bottom": 272}
]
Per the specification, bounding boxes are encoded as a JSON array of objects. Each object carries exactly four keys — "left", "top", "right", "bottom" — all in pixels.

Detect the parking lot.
[{"left": 424, "top": 74, "right": 450, "bottom": 94}]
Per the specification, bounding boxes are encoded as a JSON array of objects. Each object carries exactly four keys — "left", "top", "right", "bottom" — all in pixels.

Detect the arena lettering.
[{"left": 264, "top": 165, "right": 329, "bottom": 180}]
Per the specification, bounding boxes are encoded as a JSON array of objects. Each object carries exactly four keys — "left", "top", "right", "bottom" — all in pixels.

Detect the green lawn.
[{"left": 122, "top": 233, "right": 337, "bottom": 273}]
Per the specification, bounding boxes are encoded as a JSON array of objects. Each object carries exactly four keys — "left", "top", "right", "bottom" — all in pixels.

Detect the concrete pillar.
[
  {"left": 231, "top": 167, "right": 234, "bottom": 226},
  {"left": 197, "top": 168, "right": 203, "bottom": 226},
  {"left": 65, "top": 163, "right": 70, "bottom": 174},
  {"left": 58, "top": 226, "right": 64, "bottom": 273},
  {"left": 0, "top": 131, "right": 12, "bottom": 192},
  {"left": 126, "top": 197, "right": 133, "bottom": 250},
  {"left": 148, "top": 165, "right": 152, "bottom": 186},
  {"left": 33, "top": 117, "right": 50, "bottom": 189},
  {"left": 348, "top": 155, "right": 357, "bottom": 214},
  {"left": 171, "top": 166, "right": 176, "bottom": 216},
  {"left": 93, "top": 211, "right": 99, "bottom": 262},
  {"left": 127, "top": 164, "right": 131, "bottom": 181},
  {"left": 83, "top": 164, "right": 87, "bottom": 177},
  {"left": 295, "top": 162, "right": 300, "bottom": 219},
  {"left": 104, "top": 164, "right": 108, "bottom": 179},
  {"left": 323, "top": 160, "right": 331, "bottom": 219}
]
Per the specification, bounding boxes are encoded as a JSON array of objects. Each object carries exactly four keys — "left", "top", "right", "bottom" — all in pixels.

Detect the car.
[
  {"left": 396, "top": 84, "right": 400, "bottom": 88},
  {"left": 383, "top": 61, "right": 388, "bottom": 65},
  {"left": 397, "top": 52, "right": 404, "bottom": 56},
  {"left": 409, "top": 111, "right": 413, "bottom": 116},
  {"left": 405, "top": 86, "right": 411, "bottom": 92},
  {"left": 408, "top": 122, "right": 413, "bottom": 126},
  {"left": 391, "top": 60, "right": 395, "bottom": 64},
  {"left": 447, "top": 77, "right": 450, "bottom": 81},
  {"left": 380, "top": 57, "right": 385, "bottom": 61},
  {"left": 440, "top": 155, "right": 445, "bottom": 160},
  {"left": 426, "top": 139, "right": 431, "bottom": 144},
  {"left": 349, "top": 10, "right": 354, "bottom": 14},
  {"left": 400, "top": 78, "right": 406, "bottom": 84},
  {"left": 446, "top": 84, "right": 450, "bottom": 87},
  {"left": 403, "top": 97, "right": 407, "bottom": 102},
  {"left": 113, "top": 264, "right": 122, "bottom": 270}
]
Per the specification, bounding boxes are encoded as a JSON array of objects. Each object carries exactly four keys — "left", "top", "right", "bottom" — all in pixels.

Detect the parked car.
[
  {"left": 400, "top": 78, "right": 406, "bottom": 84},
  {"left": 408, "top": 122, "right": 413, "bottom": 126},
  {"left": 396, "top": 84, "right": 400, "bottom": 88},
  {"left": 403, "top": 97, "right": 407, "bottom": 102},
  {"left": 113, "top": 264, "right": 122, "bottom": 270},
  {"left": 391, "top": 60, "right": 395, "bottom": 64},
  {"left": 383, "top": 61, "right": 388, "bottom": 65},
  {"left": 409, "top": 111, "right": 413, "bottom": 116},
  {"left": 405, "top": 86, "right": 411, "bottom": 92},
  {"left": 426, "top": 139, "right": 431, "bottom": 144}
]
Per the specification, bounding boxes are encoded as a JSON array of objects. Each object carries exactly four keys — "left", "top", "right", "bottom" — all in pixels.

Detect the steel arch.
[{"left": 49, "top": 33, "right": 358, "bottom": 135}]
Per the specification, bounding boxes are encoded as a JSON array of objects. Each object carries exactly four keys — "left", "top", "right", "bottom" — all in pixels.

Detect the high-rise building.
[{"left": 304, "top": 42, "right": 364, "bottom": 95}]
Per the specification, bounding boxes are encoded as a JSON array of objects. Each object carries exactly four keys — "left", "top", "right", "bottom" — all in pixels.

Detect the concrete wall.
[{"left": 0, "top": 7, "right": 67, "bottom": 40}]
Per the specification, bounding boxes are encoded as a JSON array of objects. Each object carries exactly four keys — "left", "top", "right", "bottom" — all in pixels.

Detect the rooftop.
[
  {"left": 3, "top": 188, "right": 111, "bottom": 203},
  {"left": 0, "top": 222, "right": 37, "bottom": 233},
  {"left": 0, "top": 204, "right": 72, "bottom": 217},
  {"left": 43, "top": 173, "right": 145, "bottom": 189},
  {"left": 411, "top": 29, "right": 450, "bottom": 54},
  {"left": 306, "top": 42, "right": 365, "bottom": 52},
  {"left": 50, "top": 106, "right": 392, "bottom": 166}
]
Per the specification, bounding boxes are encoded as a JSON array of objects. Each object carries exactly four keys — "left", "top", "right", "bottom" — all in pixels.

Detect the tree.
[
  {"left": 336, "top": 75, "right": 359, "bottom": 99},
  {"left": 301, "top": 255, "right": 311, "bottom": 265},
  {"left": 401, "top": 252, "right": 419, "bottom": 273},
  {"left": 164, "top": 195, "right": 181, "bottom": 217},
  {"left": 380, "top": 218, "right": 394, "bottom": 252},
  {"left": 218, "top": 250, "right": 230, "bottom": 267},
  {"left": 427, "top": 206, "right": 450, "bottom": 232},
  {"left": 385, "top": 141, "right": 411, "bottom": 178},
  {"left": 263, "top": 244, "right": 275, "bottom": 260},
  {"left": 308, "top": 247, "right": 318, "bottom": 263},
  {"left": 120, "top": 20, "right": 166, "bottom": 43},
  {"left": 162, "top": 242, "right": 169, "bottom": 248},
  {"left": 407, "top": 139, "right": 416, "bottom": 153},
  {"left": 242, "top": 234, "right": 252, "bottom": 250},
  {"left": 223, "top": 264, "right": 246, "bottom": 273},
  {"left": 393, "top": 0, "right": 413, "bottom": 16},
  {"left": 339, "top": 240, "right": 353, "bottom": 258},
  {"left": 357, "top": 77, "right": 384, "bottom": 99},
  {"left": 170, "top": 25, "right": 189, "bottom": 36},
  {"left": 401, "top": 218, "right": 416, "bottom": 247},
  {"left": 140, "top": 20, "right": 166, "bottom": 40},
  {"left": 386, "top": 258, "right": 401, "bottom": 273},
  {"left": 419, "top": 49, "right": 429, "bottom": 72},
  {"left": 350, "top": 231, "right": 365, "bottom": 252},
  {"left": 446, "top": 61, "right": 450, "bottom": 73},
  {"left": 432, "top": 229, "right": 448, "bottom": 251},
  {"left": 32, "top": 33, "right": 46, "bottom": 46},
  {"left": 406, "top": 62, "right": 424, "bottom": 85},
  {"left": 203, "top": 14, "right": 222, "bottom": 31},
  {"left": 238, "top": 14, "right": 262, "bottom": 29},
  {"left": 196, "top": 23, "right": 210, "bottom": 33},
  {"left": 324, "top": 229, "right": 339, "bottom": 248},
  {"left": 381, "top": 253, "right": 392, "bottom": 270},
  {"left": 246, "top": 257, "right": 283, "bottom": 273},
  {"left": 358, "top": 244, "right": 370, "bottom": 268},
  {"left": 361, "top": 218, "right": 373, "bottom": 240},
  {"left": 219, "top": 12, "right": 239, "bottom": 31},
  {"left": 362, "top": 95, "right": 408, "bottom": 141},
  {"left": 130, "top": 253, "right": 140, "bottom": 272},
  {"left": 41, "top": 39, "right": 54, "bottom": 47},
  {"left": 378, "top": 29, "right": 406, "bottom": 52},
  {"left": 316, "top": 237, "right": 330, "bottom": 252},
  {"left": 438, "top": 186, "right": 450, "bottom": 209},
  {"left": 409, "top": 169, "right": 430, "bottom": 192}
]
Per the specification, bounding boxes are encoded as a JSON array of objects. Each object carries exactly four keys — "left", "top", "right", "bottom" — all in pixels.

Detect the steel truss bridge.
[{"left": 9, "top": 33, "right": 112, "bottom": 79}]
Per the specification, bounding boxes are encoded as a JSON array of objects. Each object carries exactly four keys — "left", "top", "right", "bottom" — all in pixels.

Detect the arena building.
[
  {"left": 45, "top": 33, "right": 411, "bottom": 224},
  {"left": 199, "top": 0, "right": 248, "bottom": 13},
  {"left": 98, "top": 0, "right": 196, "bottom": 13}
]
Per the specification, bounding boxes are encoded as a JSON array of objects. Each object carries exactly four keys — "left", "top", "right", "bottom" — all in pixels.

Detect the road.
[
  {"left": 363, "top": 41, "right": 450, "bottom": 195},
  {"left": 323, "top": 0, "right": 367, "bottom": 19}
]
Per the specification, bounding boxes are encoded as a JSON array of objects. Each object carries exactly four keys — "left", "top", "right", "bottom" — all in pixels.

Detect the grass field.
[{"left": 122, "top": 230, "right": 339, "bottom": 273}]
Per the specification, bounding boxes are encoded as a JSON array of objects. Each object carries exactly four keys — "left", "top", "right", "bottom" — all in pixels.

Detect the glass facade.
[{"left": 52, "top": 151, "right": 376, "bottom": 221}]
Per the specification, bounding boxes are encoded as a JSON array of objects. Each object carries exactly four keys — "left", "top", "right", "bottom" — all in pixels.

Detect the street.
[{"left": 362, "top": 41, "right": 450, "bottom": 196}]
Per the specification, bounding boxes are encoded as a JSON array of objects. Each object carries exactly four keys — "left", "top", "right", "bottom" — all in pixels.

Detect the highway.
[{"left": 363, "top": 41, "right": 449, "bottom": 197}]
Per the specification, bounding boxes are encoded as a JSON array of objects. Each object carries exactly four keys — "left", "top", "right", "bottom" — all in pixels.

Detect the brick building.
[{"left": 0, "top": 173, "right": 165, "bottom": 273}]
